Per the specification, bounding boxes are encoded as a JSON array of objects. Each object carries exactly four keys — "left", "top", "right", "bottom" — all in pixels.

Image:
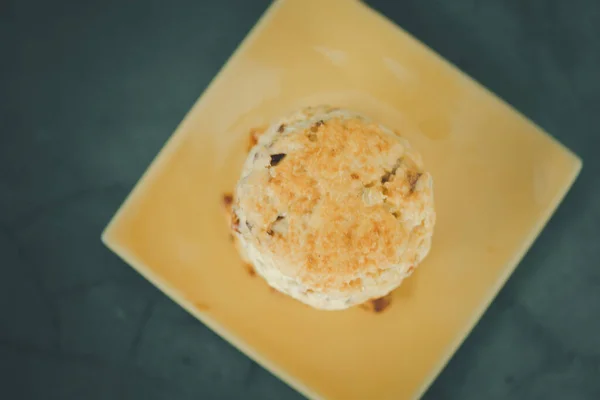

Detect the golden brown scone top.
[{"left": 234, "top": 106, "right": 435, "bottom": 300}]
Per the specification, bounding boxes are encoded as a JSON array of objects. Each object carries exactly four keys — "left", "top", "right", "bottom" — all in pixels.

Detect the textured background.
[{"left": 1, "top": 0, "right": 599, "bottom": 399}]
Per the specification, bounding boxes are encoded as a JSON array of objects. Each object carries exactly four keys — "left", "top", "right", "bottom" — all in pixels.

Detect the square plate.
[{"left": 102, "top": 0, "right": 581, "bottom": 398}]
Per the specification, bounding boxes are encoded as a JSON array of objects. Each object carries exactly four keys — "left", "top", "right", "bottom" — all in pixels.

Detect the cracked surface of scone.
[{"left": 232, "top": 106, "right": 435, "bottom": 310}]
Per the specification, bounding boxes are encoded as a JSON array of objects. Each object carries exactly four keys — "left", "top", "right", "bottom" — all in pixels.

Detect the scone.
[{"left": 231, "top": 106, "right": 435, "bottom": 310}]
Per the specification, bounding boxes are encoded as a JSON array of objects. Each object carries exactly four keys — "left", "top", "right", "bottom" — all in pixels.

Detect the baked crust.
[{"left": 231, "top": 106, "right": 435, "bottom": 310}]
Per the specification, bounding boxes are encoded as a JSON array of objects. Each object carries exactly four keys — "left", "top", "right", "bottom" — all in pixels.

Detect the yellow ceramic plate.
[{"left": 102, "top": 0, "right": 581, "bottom": 398}]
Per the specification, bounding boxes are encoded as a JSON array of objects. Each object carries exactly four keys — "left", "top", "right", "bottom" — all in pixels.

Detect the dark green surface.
[{"left": 1, "top": 0, "right": 599, "bottom": 399}]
